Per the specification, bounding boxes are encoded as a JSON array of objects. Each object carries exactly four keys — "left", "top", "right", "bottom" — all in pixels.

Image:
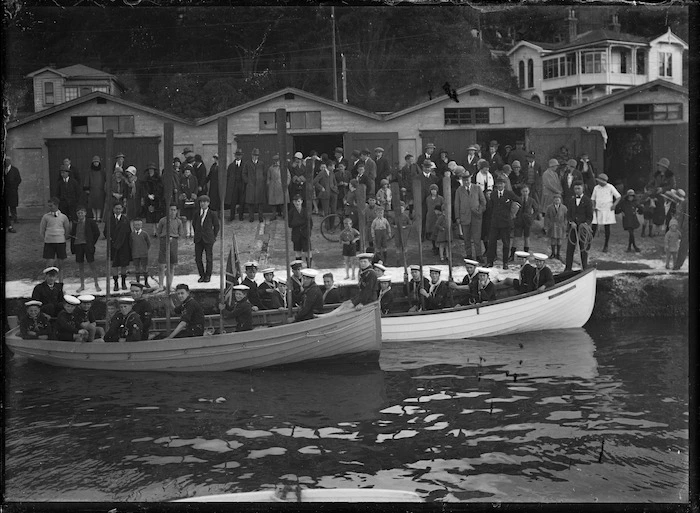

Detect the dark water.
[{"left": 4, "top": 319, "right": 688, "bottom": 503}]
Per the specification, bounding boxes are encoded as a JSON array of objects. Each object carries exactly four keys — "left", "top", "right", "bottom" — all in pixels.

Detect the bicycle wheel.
[{"left": 320, "top": 214, "right": 343, "bottom": 242}]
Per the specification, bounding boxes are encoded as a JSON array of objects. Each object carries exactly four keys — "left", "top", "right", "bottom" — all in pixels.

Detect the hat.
[
  {"left": 183, "top": 163, "right": 194, "bottom": 171},
  {"left": 467, "top": 145, "right": 478, "bottom": 151},
  {"left": 474, "top": 144, "right": 481, "bottom": 151},
  {"left": 526, "top": 151, "right": 535, "bottom": 158},
  {"left": 233, "top": 284, "right": 250, "bottom": 291},
  {"left": 596, "top": 173, "right": 609, "bottom": 184},
  {"left": 504, "top": 144, "right": 513, "bottom": 150},
  {"left": 511, "top": 160, "right": 521, "bottom": 167},
  {"left": 409, "top": 264, "right": 421, "bottom": 271},
  {"left": 358, "top": 148, "right": 371, "bottom": 156},
  {"left": 429, "top": 184, "right": 439, "bottom": 191},
  {"left": 548, "top": 159, "right": 559, "bottom": 168},
  {"left": 477, "top": 159, "right": 489, "bottom": 170},
  {"left": 373, "top": 263, "right": 387, "bottom": 272},
  {"left": 532, "top": 252, "right": 548, "bottom": 261},
  {"left": 125, "top": 165, "right": 137, "bottom": 175},
  {"left": 334, "top": 147, "right": 344, "bottom": 154},
  {"left": 301, "top": 269, "right": 318, "bottom": 278},
  {"left": 92, "top": 155, "right": 101, "bottom": 163},
  {"left": 251, "top": 148, "right": 260, "bottom": 156},
  {"left": 350, "top": 149, "right": 361, "bottom": 157},
  {"left": 277, "top": 277, "right": 287, "bottom": 284},
  {"left": 77, "top": 294, "right": 96, "bottom": 302},
  {"left": 668, "top": 218, "right": 679, "bottom": 227},
  {"left": 258, "top": 268, "right": 274, "bottom": 276},
  {"left": 463, "top": 258, "right": 479, "bottom": 266},
  {"left": 294, "top": 152, "right": 303, "bottom": 159},
  {"left": 115, "top": 152, "right": 125, "bottom": 158},
  {"left": 489, "top": 140, "right": 498, "bottom": 146},
  {"left": 272, "top": 154, "right": 279, "bottom": 160},
  {"left": 129, "top": 282, "right": 145, "bottom": 289},
  {"left": 422, "top": 160, "right": 433, "bottom": 168},
  {"left": 198, "top": 195, "right": 211, "bottom": 203},
  {"left": 380, "top": 178, "right": 389, "bottom": 185},
  {"left": 357, "top": 253, "right": 374, "bottom": 260},
  {"left": 43, "top": 266, "right": 59, "bottom": 274},
  {"left": 476, "top": 267, "right": 490, "bottom": 275},
  {"left": 182, "top": 148, "right": 193, "bottom": 155},
  {"left": 378, "top": 275, "right": 392, "bottom": 283},
  {"left": 63, "top": 295, "right": 80, "bottom": 305},
  {"left": 290, "top": 260, "right": 304, "bottom": 269},
  {"left": 244, "top": 261, "right": 259, "bottom": 268},
  {"left": 656, "top": 157, "right": 670, "bottom": 169},
  {"left": 213, "top": 154, "right": 219, "bottom": 159},
  {"left": 119, "top": 297, "right": 135, "bottom": 304},
  {"left": 235, "top": 149, "right": 243, "bottom": 156},
  {"left": 626, "top": 189, "right": 636, "bottom": 196},
  {"left": 566, "top": 159, "right": 578, "bottom": 167},
  {"left": 514, "top": 251, "right": 530, "bottom": 258},
  {"left": 374, "top": 147, "right": 385, "bottom": 153},
  {"left": 428, "top": 266, "right": 441, "bottom": 273},
  {"left": 454, "top": 166, "right": 466, "bottom": 176},
  {"left": 572, "top": 180, "right": 584, "bottom": 187},
  {"left": 676, "top": 189, "right": 686, "bottom": 200},
  {"left": 25, "top": 300, "right": 42, "bottom": 307},
  {"left": 552, "top": 193, "right": 562, "bottom": 199},
  {"left": 425, "top": 143, "right": 436, "bottom": 149},
  {"left": 495, "top": 176, "right": 506, "bottom": 184}
]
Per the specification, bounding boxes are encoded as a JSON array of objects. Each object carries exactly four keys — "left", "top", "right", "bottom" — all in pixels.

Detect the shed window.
[
  {"left": 259, "top": 111, "right": 321, "bottom": 130},
  {"left": 659, "top": 52, "right": 672, "bottom": 77},
  {"left": 444, "top": 107, "right": 504, "bottom": 125},
  {"left": 624, "top": 103, "right": 682, "bottom": 121},
  {"left": 518, "top": 61, "right": 525, "bottom": 89},
  {"left": 44, "top": 82, "right": 55, "bottom": 105},
  {"left": 527, "top": 59, "right": 534, "bottom": 88},
  {"left": 93, "top": 86, "right": 109, "bottom": 93},
  {"left": 65, "top": 87, "right": 79, "bottom": 102},
  {"left": 71, "top": 115, "right": 135, "bottom": 134}
]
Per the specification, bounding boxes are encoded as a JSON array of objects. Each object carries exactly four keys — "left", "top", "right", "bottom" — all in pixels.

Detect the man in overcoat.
[
  {"left": 4, "top": 157, "right": 21, "bottom": 228},
  {"left": 453, "top": 170, "right": 486, "bottom": 262},
  {"left": 192, "top": 195, "right": 220, "bottom": 283},
  {"left": 486, "top": 176, "right": 520, "bottom": 269},
  {"left": 225, "top": 149, "right": 245, "bottom": 221},
  {"left": 243, "top": 148, "right": 267, "bottom": 222}
]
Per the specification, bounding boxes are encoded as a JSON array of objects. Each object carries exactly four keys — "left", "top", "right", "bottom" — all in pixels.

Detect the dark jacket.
[
  {"left": 242, "top": 277, "right": 264, "bottom": 310},
  {"left": 295, "top": 282, "right": 324, "bottom": 321},
  {"left": 352, "top": 267, "right": 378, "bottom": 306},
  {"left": 379, "top": 287, "right": 395, "bottom": 315},
  {"left": 425, "top": 281, "right": 451, "bottom": 310},
  {"left": 375, "top": 156, "right": 392, "bottom": 186},
  {"left": 70, "top": 218, "right": 100, "bottom": 254},
  {"left": 193, "top": 162, "right": 208, "bottom": 194},
  {"left": 32, "top": 281, "right": 64, "bottom": 318},
  {"left": 532, "top": 265, "right": 555, "bottom": 290},
  {"left": 20, "top": 312, "right": 53, "bottom": 339},
  {"left": 225, "top": 159, "right": 245, "bottom": 206},
  {"left": 4, "top": 165, "right": 22, "bottom": 207},
  {"left": 469, "top": 279, "right": 496, "bottom": 303},
  {"left": 405, "top": 276, "right": 430, "bottom": 309},
  {"left": 259, "top": 281, "right": 284, "bottom": 310},
  {"left": 55, "top": 309, "right": 82, "bottom": 341},
  {"left": 561, "top": 169, "right": 584, "bottom": 200},
  {"left": 486, "top": 151, "right": 504, "bottom": 172},
  {"left": 322, "top": 286, "right": 342, "bottom": 305},
  {"left": 173, "top": 296, "right": 205, "bottom": 338},
  {"left": 193, "top": 208, "right": 220, "bottom": 245},
  {"left": 565, "top": 194, "right": 594, "bottom": 225},
  {"left": 489, "top": 189, "right": 520, "bottom": 229},
  {"left": 104, "top": 311, "right": 143, "bottom": 342},
  {"left": 223, "top": 298, "right": 253, "bottom": 332},
  {"left": 133, "top": 298, "right": 152, "bottom": 340},
  {"left": 243, "top": 159, "right": 267, "bottom": 204}
]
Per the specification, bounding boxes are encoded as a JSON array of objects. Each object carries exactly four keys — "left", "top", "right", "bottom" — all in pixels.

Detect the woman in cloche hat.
[{"left": 614, "top": 188, "right": 641, "bottom": 253}]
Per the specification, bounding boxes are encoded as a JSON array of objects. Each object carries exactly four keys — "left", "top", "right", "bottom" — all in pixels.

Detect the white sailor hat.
[
  {"left": 301, "top": 269, "right": 319, "bottom": 278},
  {"left": 260, "top": 268, "right": 275, "bottom": 275},
  {"left": 463, "top": 258, "right": 479, "bottom": 266},
  {"left": 532, "top": 252, "right": 548, "bottom": 261},
  {"left": 357, "top": 253, "right": 374, "bottom": 260},
  {"left": 233, "top": 284, "right": 250, "bottom": 291},
  {"left": 277, "top": 277, "right": 287, "bottom": 284},
  {"left": 43, "top": 266, "right": 59, "bottom": 274},
  {"left": 125, "top": 165, "right": 137, "bottom": 175},
  {"left": 476, "top": 267, "right": 490, "bottom": 275},
  {"left": 373, "top": 263, "right": 387, "bottom": 272},
  {"left": 378, "top": 275, "right": 392, "bottom": 282},
  {"left": 63, "top": 295, "right": 80, "bottom": 305},
  {"left": 290, "top": 260, "right": 304, "bottom": 268},
  {"left": 119, "top": 297, "right": 135, "bottom": 304},
  {"left": 409, "top": 264, "right": 421, "bottom": 271},
  {"left": 77, "top": 294, "right": 96, "bottom": 302},
  {"left": 514, "top": 251, "right": 530, "bottom": 258},
  {"left": 428, "top": 266, "right": 442, "bottom": 273},
  {"left": 25, "top": 300, "right": 42, "bottom": 307},
  {"left": 244, "top": 261, "right": 259, "bottom": 268}
]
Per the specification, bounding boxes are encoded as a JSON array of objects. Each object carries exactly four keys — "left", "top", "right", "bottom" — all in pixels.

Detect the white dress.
[{"left": 591, "top": 183, "right": 621, "bottom": 225}]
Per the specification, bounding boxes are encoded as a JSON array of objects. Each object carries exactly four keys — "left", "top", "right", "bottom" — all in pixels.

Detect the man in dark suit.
[
  {"left": 416, "top": 143, "right": 436, "bottom": 168},
  {"left": 524, "top": 151, "right": 543, "bottom": 205},
  {"left": 193, "top": 195, "right": 220, "bottom": 282},
  {"left": 564, "top": 181, "right": 594, "bottom": 271},
  {"left": 486, "top": 176, "right": 520, "bottom": 269},
  {"left": 333, "top": 147, "right": 349, "bottom": 172},
  {"left": 359, "top": 149, "right": 377, "bottom": 197},
  {"left": 4, "top": 157, "right": 21, "bottom": 230},
  {"left": 57, "top": 165, "right": 82, "bottom": 222},
  {"left": 463, "top": 145, "right": 479, "bottom": 176},
  {"left": 374, "top": 147, "right": 392, "bottom": 189},
  {"left": 561, "top": 159, "right": 584, "bottom": 200},
  {"left": 193, "top": 154, "right": 208, "bottom": 196},
  {"left": 225, "top": 149, "right": 245, "bottom": 221},
  {"left": 486, "top": 140, "right": 504, "bottom": 172},
  {"left": 243, "top": 148, "right": 267, "bottom": 222}
]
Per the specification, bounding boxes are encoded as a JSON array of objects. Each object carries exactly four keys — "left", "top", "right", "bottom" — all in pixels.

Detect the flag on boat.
[{"left": 224, "top": 232, "right": 242, "bottom": 306}]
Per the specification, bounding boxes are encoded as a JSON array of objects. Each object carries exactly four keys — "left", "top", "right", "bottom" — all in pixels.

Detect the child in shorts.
[
  {"left": 130, "top": 218, "right": 151, "bottom": 286},
  {"left": 340, "top": 217, "right": 360, "bottom": 280},
  {"left": 371, "top": 207, "right": 392, "bottom": 264},
  {"left": 664, "top": 219, "right": 681, "bottom": 269}
]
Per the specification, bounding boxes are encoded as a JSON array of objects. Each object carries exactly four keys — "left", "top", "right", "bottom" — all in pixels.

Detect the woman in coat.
[
  {"left": 86, "top": 156, "right": 106, "bottom": 222},
  {"left": 544, "top": 193, "right": 568, "bottom": 260},
  {"left": 615, "top": 189, "right": 641, "bottom": 252},
  {"left": 243, "top": 154, "right": 267, "bottom": 222},
  {"left": 540, "top": 159, "right": 563, "bottom": 215},
  {"left": 179, "top": 164, "right": 199, "bottom": 238},
  {"left": 266, "top": 155, "right": 288, "bottom": 219},
  {"left": 104, "top": 168, "right": 128, "bottom": 214},
  {"left": 124, "top": 166, "right": 141, "bottom": 220},
  {"left": 143, "top": 163, "right": 164, "bottom": 224}
]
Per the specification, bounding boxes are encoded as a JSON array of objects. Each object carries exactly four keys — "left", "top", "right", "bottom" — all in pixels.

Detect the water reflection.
[{"left": 4, "top": 320, "right": 688, "bottom": 503}]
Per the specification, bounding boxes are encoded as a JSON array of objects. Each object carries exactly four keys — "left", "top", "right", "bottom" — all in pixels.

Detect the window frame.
[
  {"left": 444, "top": 107, "right": 504, "bottom": 126},
  {"left": 70, "top": 115, "right": 135, "bottom": 134},
  {"left": 527, "top": 58, "right": 534, "bottom": 88},
  {"left": 44, "top": 81, "right": 55, "bottom": 105},
  {"left": 518, "top": 60, "right": 525, "bottom": 89},
  {"left": 659, "top": 52, "right": 672, "bottom": 77},
  {"left": 623, "top": 103, "right": 682, "bottom": 121},
  {"left": 259, "top": 111, "right": 322, "bottom": 130},
  {"left": 64, "top": 86, "right": 79, "bottom": 102}
]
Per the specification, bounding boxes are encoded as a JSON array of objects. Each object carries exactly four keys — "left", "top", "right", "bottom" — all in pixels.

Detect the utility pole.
[
  {"left": 332, "top": 6, "right": 338, "bottom": 102},
  {"left": 341, "top": 53, "right": 348, "bottom": 104}
]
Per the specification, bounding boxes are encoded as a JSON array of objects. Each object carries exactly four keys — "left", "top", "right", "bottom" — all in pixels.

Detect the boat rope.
[{"left": 568, "top": 222, "right": 593, "bottom": 253}]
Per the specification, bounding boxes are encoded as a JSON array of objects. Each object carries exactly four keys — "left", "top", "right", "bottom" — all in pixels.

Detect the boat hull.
[
  {"left": 4, "top": 302, "right": 381, "bottom": 372},
  {"left": 174, "top": 488, "right": 422, "bottom": 502},
  {"left": 381, "top": 268, "right": 597, "bottom": 341}
]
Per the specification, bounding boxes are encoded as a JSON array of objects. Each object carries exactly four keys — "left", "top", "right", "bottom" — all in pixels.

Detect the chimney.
[
  {"left": 611, "top": 13, "right": 621, "bottom": 33},
  {"left": 567, "top": 8, "right": 578, "bottom": 42}
]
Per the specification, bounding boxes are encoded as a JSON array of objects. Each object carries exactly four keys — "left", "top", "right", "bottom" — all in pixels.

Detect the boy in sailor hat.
[
  {"left": 19, "top": 300, "right": 52, "bottom": 340},
  {"left": 219, "top": 285, "right": 253, "bottom": 332}
]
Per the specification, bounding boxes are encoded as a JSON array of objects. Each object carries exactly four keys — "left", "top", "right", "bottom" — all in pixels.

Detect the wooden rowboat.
[
  {"left": 4, "top": 302, "right": 382, "bottom": 372},
  {"left": 174, "top": 488, "right": 422, "bottom": 502},
  {"left": 381, "top": 268, "right": 597, "bottom": 341}
]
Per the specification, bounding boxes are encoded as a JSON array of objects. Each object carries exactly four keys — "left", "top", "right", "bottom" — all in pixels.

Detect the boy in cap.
[
  {"left": 664, "top": 219, "right": 680, "bottom": 269},
  {"left": 378, "top": 275, "right": 394, "bottom": 315},
  {"left": 258, "top": 268, "right": 284, "bottom": 310},
  {"left": 340, "top": 217, "right": 361, "bottom": 279},
  {"left": 544, "top": 193, "right": 567, "bottom": 260},
  {"left": 362, "top": 196, "right": 379, "bottom": 251},
  {"left": 432, "top": 204, "right": 448, "bottom": 262},
  {"left": 156, "top": 204, "right": 184, "bottom": 291},
  {"left": 335, "top": 161, "right": 352, "bottom": 212},
  {"left": 130, "top": 218, "right": 152, "bottom": 287},
  {"left": 470, "top": 268, "right": 496, "bottom": 303},
  {"left": 166, "top": 284, "right": 204, "bottom": 339},
  {"left": 404, "top": 264, "right": 429, "bottom": 312},
  {"left": 511, "top": 184, "right": 539, "bottom": 261},
  {"left": 40, "top": 197, "right": 71, "bottom": 282},
  {"left": 71, "top": 205, "right": 102, "bottom": 293},
  {"left": 393, "top": 201, "right": 411, "bottom": 266},
  {"left": 56, "top": 295, "right": 89, "bottom": 342},
  {"left": 32, "top": 266, "right": 64, "bottom": 318},
  {"left": 615, "top": 189, "right": 641, "bottom": 253},
  {"left": 359, "top": 149, "right": 377, "bottom": 197},
  {"left": 322, "top": 273, "right": 342, "bottom": 304},
  {"left": 531, "top": 253, "right": 555, "bottom": 291},
  {"left": 289, "top": 260, "right": 305, "bottom": 307},
  {"left": 370, "top": 207, "right": 392, "bottom": 264},
  {"left": 219, "top": 285, "right": 253, "bottom": 332},
  {"left": 398, "top": 154, "right": 418, "bottom": 211},
  {"left": 419, "top": 266, "right": 450, "bottom": 310},
  {"left": 448, "top": 258, "right": 479, "bottom": 305},
  {"left": 293, "top": 269, "right": 324, "bottom": 322},
  {"left": 486, "top": 140, "right": 503, "bottom": 171},
  {"left": 19, "top": 300, "right": 53, "bottom": 340},
  {"left": 57, "top": 165, "right": 82, "bottom": 222},
  {"left": 417, "top": 143, "right": 436, "bottom": 168},
  {"left": 374, "top": 147, "right": 391, "bottom": 187},
  {"left": 241, "top": 262, "right": 264, "bottom": 310},
  {"left": 289, "top": 195, "right": 311, "bottom": 266},
  {"left": 106, "top": 202, "right": 132, "bottom": 291},
  {"left": 130, "top": 282, "right": 153, "bottom": 340},
  {"left": 351, "top": 253, "right": 379, "bottom": 310},
  {"left": 77, "top": 294, "right": 105, "bottom": 342},
  {"left": 376, "top": 178, "right": 392, "bottom": 212},
  {"left": 104, "top": 297, "right": 143, "bottom": 342}
]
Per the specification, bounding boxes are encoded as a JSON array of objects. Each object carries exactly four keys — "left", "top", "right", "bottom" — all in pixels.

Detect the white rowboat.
[
  {"left": 4, "top": 302, "right": 381, "bottom": 372},
  {"left": 381, "top": 268, "right": 597, "bottom": 341},
  {"left": 174, "top": 488, "right": 422, "bottom": 502}
]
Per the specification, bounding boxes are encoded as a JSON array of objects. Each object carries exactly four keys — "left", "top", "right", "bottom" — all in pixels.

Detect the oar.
[
  {"left": 276, "top": 109, "right": 293, "bottom": 321},
  {"left": 442, "top": 172, "right": 455, "bottom": 306},
  {"left": 356, "top": 184, "right": 367, "bottom": 253},
  {"left": 305, "top": 156, "right": 314, "bottom": 267},
  {"left": 391, "top": 181, "right": 407, "bottom": 276},
  {"left": 217, "top": 117, "right": 228, "bottom": 334},
  {"left": 412, "top": 177, "right": 425, "bottom": 310},
  {"left": 163, "top": 122, "right": 174, "bottom": 331}
]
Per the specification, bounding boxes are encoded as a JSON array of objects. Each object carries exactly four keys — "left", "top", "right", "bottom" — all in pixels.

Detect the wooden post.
[
  {"left": 163, "top": 122, "right": 174, "bottom": 331},
  {"left": 277, "top": 109, "right": 293, "bottom": 320},
  {"left": 412, "top": 177, "right": 425, "bottom": 310},
  {"left": 391, "top": 182, "right": 407, "bottom": 275},
  {"left": 356, "top": 184, "right": 367, "bottom": 252},
  {"left": 305, "top": 154, "right": 313, "bottom": 267},
  {"left": 442, "top": 173, "right": 454, "bottom": 281},
  {"left": 218, "top": 117, "right": 228, "bottom": 334},
  {"left": 104, "top": 130, "right": 114, "bottom": 303}
]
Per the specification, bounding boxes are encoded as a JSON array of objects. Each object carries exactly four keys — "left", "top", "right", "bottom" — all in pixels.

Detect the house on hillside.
[
  {"left": 26, "top": 64, "right": 125, "bottom": 113},
  {"left": 507, "top": 9, "right": 687, "bottom": 107}
]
